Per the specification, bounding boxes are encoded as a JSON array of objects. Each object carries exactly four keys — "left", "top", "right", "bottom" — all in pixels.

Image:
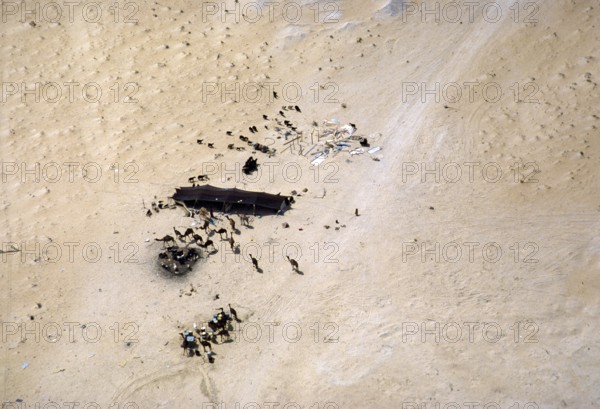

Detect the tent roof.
[{"left": 172, "top": 185, "right": 290, "bottom": 212}]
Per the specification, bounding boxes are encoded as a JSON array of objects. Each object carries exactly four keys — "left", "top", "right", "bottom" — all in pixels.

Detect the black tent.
[{"left": 172, "top": 185, "right": 292, "bottom": 214}]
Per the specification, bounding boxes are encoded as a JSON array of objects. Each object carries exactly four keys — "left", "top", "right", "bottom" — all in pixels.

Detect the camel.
[
  {"left": 213, "top": 228, "right": 228, "bottom": 240},
  {"left": 227, "top": 236, "right": 235, "bottom": 252},
  {"left": 198, "top": 240, "right": 215, "bottom": 251},
  {"left": 192, "top": 233, "right": 204, "bottom": 245},
  {"left": 207, "top": 320, "right": 220, "bottom": 334},
  {"left": 173, "top": 228, "right": 186, "bottom": 242},
  {"left": 286, "top": 256, "right": 300, "bottom": 273},
  {"left": 199, "top": 339, "right": 212, "bottom": 352},
  {"left": 155, "top": 235, "right": 176, "bottom": 247},
  {"left": 194, "top": 324, "right": 213, "bottom": 353},
  {"left": 207, "top": 312, "right": 230, "bottom": 335},
  {"left": 213, "top": 328, "right": 230, "bottom": 343},
  {"left": 196, "top": 219, "right": 210, "bottom": 232},
  {"left": 180, "top": 332, "right": 200, "bottom": 357},
  {"left": 228, "top": 304, "right": 241, "bottom": 323},
  {"left": 183, "top": 228, "right": 194, "bottom": 239},
  {"left": 249, "top": 254, "right": 259, "bottom": 271},
  {"left": 225, "top": 215, "right": 236, "bottom": 232},
  {"left": 239, "top": 214, "right": 251, "bottom": 227},
  {"left": 174, "top": 227, "right": 194, "bottom": 242}
]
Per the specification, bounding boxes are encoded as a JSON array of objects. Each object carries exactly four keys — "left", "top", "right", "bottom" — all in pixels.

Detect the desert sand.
[{"left": 1, "top": 0, "right": 600, "bottom": 407}]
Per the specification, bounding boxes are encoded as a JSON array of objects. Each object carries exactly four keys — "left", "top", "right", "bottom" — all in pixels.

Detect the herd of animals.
[
  {"left": 179, "top": 304, "right": 242, "bottom": 363},
  {"left": 152, "top": 198, "right": 302, "bottom": 360},
  {"left": 159, "top": 206, "right": 301, "bottom": 364},
  {"left": 150, "top": 103, "right": 354, "bottom": 363},
  {"left": 154, "top": 206, "right": 302, "bottom": 275}
]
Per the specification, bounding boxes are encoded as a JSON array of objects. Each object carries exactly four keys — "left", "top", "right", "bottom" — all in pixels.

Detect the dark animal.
[
  {"left": 227, "top": 236, "right": 235, "bottom": 251},
  {"left": 180, "top": 332, "right": 199, "bottom": 357},
  {"left": 225, "top": 215, "right": 236, "bottom": 231},
  {"left": 198, "top": 219, "right": 210, "bottom": 231},
  {"left": 207, "top": 143, "right": 214, "bottom": 149},
  {"left": 199, "top": 339, "right": 212, "bottom": 352},
  {"left": 197, "top": 139, "right": 204, "bottom": 144},
  {"left": 183, "top": 228, "right": 194, "bottom": 240},
  {"left": 213, "top": 328, "right": 230, "bottom": 343},
  {"left": 239, "top": 214, "right": 251, "bottom": 227},
  {"left": 279, "top": 110, "right": 285, "bottom": 117},
  {"left": 198, "top": 240, "right": 215, "bottom": 251},
  {"left": 295, "top": 105, "right": 301, "bottom": 112},
  {"left": 198, "top": 174, "right": 209, "bottom": 181},
  {"left": 286, "top": 255, "right": 299, "bottom": 273},
  {"left": 195, "top": 325, "right": 213, "bottom": 352},
  {"left": 249, "top": 254, "right": 259, "bottom": 270},
  {"left": 155, "top": 235, "right": 176, "bottom": 247},
  {"left": 226, "top": 131, "right": 233, "bottom": 135},
  {"left": 239, "top": 135, "right": 248, "bottom": 142},
  {"left": 207, "top": 320, "right": 220, "bottom": 334},
  {"left": 214, "top": 228, "right": 228, "bottom": 240},
  {"left": 249, "top": 126, "right": 256, "bottom": 133},
  {"left": 146, "top": 209, "right": 152, "bottom": 217},
  {"left": 173, "top": 227, "right": 186, "bottom": 242},
  {"left": 263, "top": 114, "right": 268, "bottom": 120},
  {"left": 252, "top": 143, "right": 269, "bottom": 154},
  {"left": 355, "top": 208, "right": 360, "bottom": 216},
  {"left": 273, "top": 91, "right": 278, "bottom": 99},
  {"left": 229, "top": 304, "right": 241, "bottom": 322}
]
